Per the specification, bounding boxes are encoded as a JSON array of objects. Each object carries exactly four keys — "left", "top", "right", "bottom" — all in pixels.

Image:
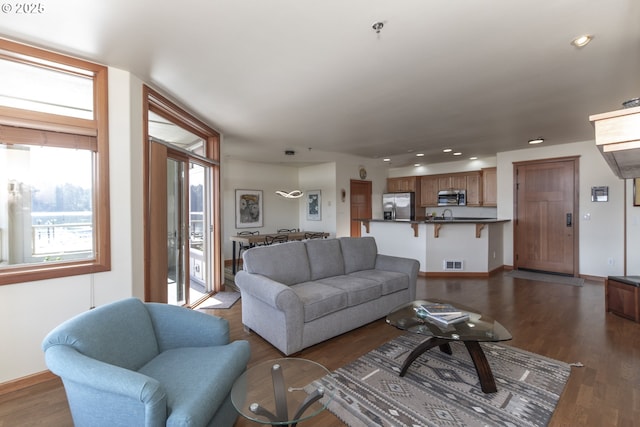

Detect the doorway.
[
  {"left": 144, "top": 86, "right": 221, "bottom": 306},
  {"left": 513, "top": 157, "right": 579, "bottom": 276},
  {"left": 350, "top": 180, "right": 372, "bottom": 237}
]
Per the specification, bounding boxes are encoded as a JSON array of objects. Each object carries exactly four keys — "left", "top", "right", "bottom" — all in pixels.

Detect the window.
[{"left": 0, "top": 39, "right": 110, "bottom": 285}]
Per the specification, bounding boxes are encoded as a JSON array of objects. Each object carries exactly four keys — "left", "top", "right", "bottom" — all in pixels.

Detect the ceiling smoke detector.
[
  {"left": 284, "top": 150, "right": 295, "bottom": 156},
  {"left": 372, "top": 22, "right": 384, "bottom": 33}
]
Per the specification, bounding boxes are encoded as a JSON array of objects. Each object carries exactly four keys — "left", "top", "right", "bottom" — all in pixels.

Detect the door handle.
[{"left": 566, "top": 213, "right": 572, "bottom": 227}]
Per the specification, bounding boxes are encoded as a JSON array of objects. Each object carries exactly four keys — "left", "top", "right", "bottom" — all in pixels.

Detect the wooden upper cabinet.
[
  {"left": 482, "top": 167, "right": 497, "bottom": 206},
  {"left": 419, "top": 175, "right": 439, "bottom": 207},
  {"left": 387, "top": 176, "right": 417, "bottom": 193},
  {"left": 465, "top": 171, "right": 483, "bottom": 206},
  {"left": 438, "top": 175, "right": 466, "bottom": 190}
]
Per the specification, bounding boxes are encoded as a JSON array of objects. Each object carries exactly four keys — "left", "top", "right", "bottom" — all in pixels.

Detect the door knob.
[{"left": 566, "top": 213, "right": 572, "bottom": 227}]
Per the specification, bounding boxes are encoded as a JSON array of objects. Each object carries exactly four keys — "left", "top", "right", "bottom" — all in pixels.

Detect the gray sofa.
[{"left": 235, "top": 236, "right": 419, "bottom": 355}]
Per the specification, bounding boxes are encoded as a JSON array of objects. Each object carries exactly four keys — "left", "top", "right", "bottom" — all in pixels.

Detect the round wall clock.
[{"left": 359, "top": 167, "right": 367, "bottom": 179}]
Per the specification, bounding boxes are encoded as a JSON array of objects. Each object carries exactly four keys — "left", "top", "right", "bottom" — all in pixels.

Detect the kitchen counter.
[{"left": 357, "top": 219, "right": 511, "bottom": 275}]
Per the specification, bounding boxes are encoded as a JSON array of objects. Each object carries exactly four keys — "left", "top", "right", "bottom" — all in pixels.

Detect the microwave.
[{"left": 438, "top": 190, "right": 466, "bottom": 206}]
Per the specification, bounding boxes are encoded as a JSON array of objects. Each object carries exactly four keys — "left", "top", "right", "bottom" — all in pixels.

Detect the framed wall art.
[
  {"left": 306, "top": 190, "right": 321, "bottom": 221},
  {"left": 236, "top": 189, "right": 263, "bottom": 228}
]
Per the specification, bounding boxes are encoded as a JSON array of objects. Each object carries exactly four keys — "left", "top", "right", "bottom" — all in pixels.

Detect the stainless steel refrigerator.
[{"left": 382, "top": 192, "right": 415, "bottom": 221}]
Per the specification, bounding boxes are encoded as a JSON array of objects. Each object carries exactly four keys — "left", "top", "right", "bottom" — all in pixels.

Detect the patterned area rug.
[{"left": 312, "top": 334, "right": 571, "bottom": 427}]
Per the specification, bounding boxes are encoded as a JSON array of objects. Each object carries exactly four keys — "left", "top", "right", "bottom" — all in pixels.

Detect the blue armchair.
[{"left": 42, "top": 298, "right": 250, "bottom": 427}]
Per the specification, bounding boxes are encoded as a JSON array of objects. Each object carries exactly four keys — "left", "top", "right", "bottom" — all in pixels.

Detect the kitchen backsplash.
[{"left": 421, "top": 206, "right": 498, "bottom": 218}]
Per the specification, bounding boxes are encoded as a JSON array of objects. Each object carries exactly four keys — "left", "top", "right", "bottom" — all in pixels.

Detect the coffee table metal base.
[{"left": 399, "top": 337, "right": 497, "bottom": 393}]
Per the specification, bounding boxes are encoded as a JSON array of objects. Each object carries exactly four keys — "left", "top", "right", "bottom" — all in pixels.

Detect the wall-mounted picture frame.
[
  {"left": 635, "top": 178, "right": 640, "bottom": 206},
  {"left": 236, "top": 189, "right": 263, "bottom": 228},
  {"left": 306, "top": 190, "right": 321, "bottom": 221}
]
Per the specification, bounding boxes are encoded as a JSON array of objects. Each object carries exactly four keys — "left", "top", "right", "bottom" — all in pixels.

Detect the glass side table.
[{"left": 231, "top": 358, "right": 335, "bottom": 426}]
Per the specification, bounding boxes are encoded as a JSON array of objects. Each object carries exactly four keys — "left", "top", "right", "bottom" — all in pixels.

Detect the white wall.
[
  {"left": 298, "top": 163, "right": 337, "bottom": 234},
  {"left": 0, "top": 68, "right": 145, "bottom": 383},
  {"left": 627, "top": 181, "right": 640, "bottom": 275},
  {"left": 497, "top": 140, "right": 626, "bottom": 277},
  {"left": 221, "top": 159, "right": 300, "bottom": 261}
]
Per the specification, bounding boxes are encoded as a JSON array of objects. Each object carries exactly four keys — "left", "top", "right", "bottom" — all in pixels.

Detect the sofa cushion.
[
  {"left": 243, "top": 241, "right": 311, "bottom": 285},
  {"left": 290, "top": 282, "right": 349, "bottom": 322},
  {"left": 339, "top": 237, "right": 378, "bottom": 274},
  {"left": 349, "top": 269, "right": 409, "bottom": 295},
  {"left": 316, "top": 275, "right": 382, "bottom": 306},
  {"left": 305, "top": 238, "right": 345, "bottom": 280}
]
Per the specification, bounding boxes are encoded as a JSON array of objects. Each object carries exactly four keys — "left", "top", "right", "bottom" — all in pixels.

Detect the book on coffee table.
[
  {"left": 425, "top": 312, "right": 470, "bottom": 326},
  {"left": 418, "top": 303, "right": 462, "bottom": 316}
]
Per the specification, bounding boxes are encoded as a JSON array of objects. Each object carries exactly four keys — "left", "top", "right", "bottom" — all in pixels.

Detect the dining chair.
[
  {"left": 277, "top": 228, "right": 298, "bottom": 233},
  {"left": 264, "top": 234, "right": 289, "bottom": 245},
  {"left": 237, "top": 231, "right": 259, "bottom": 271},
  {"left": 304, "top": 232, "right": 325, "bottom": 240}
]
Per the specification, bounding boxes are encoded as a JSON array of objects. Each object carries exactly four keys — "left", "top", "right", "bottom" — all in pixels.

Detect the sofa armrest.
[
  {"left": 235, "top": 270, "right": 303, "bottom": 312},
  {"left": 44, "top": 345, "right": 166, "bottom": 427},
  {"left": 145, "top": 303, "right": 230, "bottom": 351}
]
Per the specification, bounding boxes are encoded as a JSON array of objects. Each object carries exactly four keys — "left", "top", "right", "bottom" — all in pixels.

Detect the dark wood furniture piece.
[
  {"left": 605, "top": 276, "right": 640, "bottom": 322},
  {"left": 230, "top": 231, "right": 329, "bottom": 274},
  {"left": 386, "top": 299, "right": 512, "bottom": 393}
]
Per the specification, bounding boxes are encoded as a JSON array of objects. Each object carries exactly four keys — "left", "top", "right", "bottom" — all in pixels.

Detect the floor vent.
[{"left": 443, "top": 260, "right": 464, "bottom": 271}]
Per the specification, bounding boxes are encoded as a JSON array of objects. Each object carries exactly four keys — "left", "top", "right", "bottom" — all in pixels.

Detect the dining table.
[{"left": 230, "top": 231, "right": 329, "bottom": 274}]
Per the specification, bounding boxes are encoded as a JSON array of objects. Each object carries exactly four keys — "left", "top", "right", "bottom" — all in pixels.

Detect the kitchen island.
[{"left": 359, "top": 218, "right": 510, "bottom": 276}]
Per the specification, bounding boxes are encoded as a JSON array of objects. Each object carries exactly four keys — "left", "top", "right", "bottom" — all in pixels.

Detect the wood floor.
[{"left": 2, "top": 272, "right": 639, "bottom": 426}]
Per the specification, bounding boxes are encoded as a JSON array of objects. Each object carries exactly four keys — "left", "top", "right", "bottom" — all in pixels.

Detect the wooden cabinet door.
[
  {"left": 387, "top": 177, "right": 417, "bottom": 192},
  {"left": 482, "top": 167, "right": 497, "bottom": 206},
  {"left": 465, "top": 172, "right": 482, "bottom": 206},
  {"left": 420, "top": 176, "right": 439, "bottom": 207}
]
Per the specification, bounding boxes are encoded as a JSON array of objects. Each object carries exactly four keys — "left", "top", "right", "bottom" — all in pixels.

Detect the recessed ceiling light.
[
  {"left": 469, "top": 156, "right": 478, "bottom": 160},
  {"left": 528, "top": 137, "right": 544, "bottom": 145},
  {"left": 571, "top": 34, "right": 593, "bottom": 48},
  {"left": 416, "top": 153, "right": 425, "bottom": 157},
  {"left": 414, "top": 163, "right": 421, "bottom": 167},
  {"left": 453, "top": 152, "right": 462, "bottom": 156},
  {"left": 443, "top": 148, "right": 452, "bottom": 153},
  {"left": 383, "top": 158, "right": 391, "bottom": 162}
]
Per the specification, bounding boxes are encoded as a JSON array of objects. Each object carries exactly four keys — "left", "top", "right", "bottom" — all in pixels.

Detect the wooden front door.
[
  {"left": 514, "top": 157, "right": 579, "bottom": 275},
  {"left": 350, "top": 180, "right": 372, "bottom": 237}
]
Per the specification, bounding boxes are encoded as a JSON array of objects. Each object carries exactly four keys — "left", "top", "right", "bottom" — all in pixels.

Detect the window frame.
[{"left": 0, "top": 38, "right": 110, "bottom": 285}]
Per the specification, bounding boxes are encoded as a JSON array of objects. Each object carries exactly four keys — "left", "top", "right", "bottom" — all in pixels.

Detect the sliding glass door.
[{"left": 144, "top": 86, "right": 221, "bottom": 306}]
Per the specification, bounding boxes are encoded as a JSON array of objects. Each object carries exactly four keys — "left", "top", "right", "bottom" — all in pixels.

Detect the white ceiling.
[{"left": 1, "top": 0, "right": 639, "bottom": 168}]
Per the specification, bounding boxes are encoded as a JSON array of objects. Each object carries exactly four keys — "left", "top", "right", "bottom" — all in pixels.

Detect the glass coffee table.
[
  {"left": 386, "top": 299, "right": 512, "bottom": 393},
  {"left": 231, "top": 358, "right": 335, "bottom": 426}
]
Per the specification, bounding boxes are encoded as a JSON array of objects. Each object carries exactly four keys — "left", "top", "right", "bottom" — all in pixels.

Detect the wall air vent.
[{"left": 443, "top": 260, "right": 464, "bottom": 271}]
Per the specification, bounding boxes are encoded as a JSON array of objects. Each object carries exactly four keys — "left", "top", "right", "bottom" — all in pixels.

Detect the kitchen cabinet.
[
  {"left": 482, "top": 167, "right": 497, "bottom": 206},
  {"left": 465, "top": 172, "right": 483, "bottom": 206},
  {"left": 419, "top": 176, "right": 439, "bottom": 207},
  {"left": 438, "top": 174, "right": 466, "bottom": 191},
  {"left": 387, "top": 176, "right": 417, "bottom": 193}
]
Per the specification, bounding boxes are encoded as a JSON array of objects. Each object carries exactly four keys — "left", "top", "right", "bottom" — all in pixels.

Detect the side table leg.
[
  {"left": 399, "top": 337, "right": 450, "bottom": 377},
  {"left": 464, "top": 341, "right": 497, "bottom": 393},
  {"left": 271, "top": 364, "right": 289, "bottom": 421},
  {"left": 290, "top": 387, "right": 324, "bottom": 427}
]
